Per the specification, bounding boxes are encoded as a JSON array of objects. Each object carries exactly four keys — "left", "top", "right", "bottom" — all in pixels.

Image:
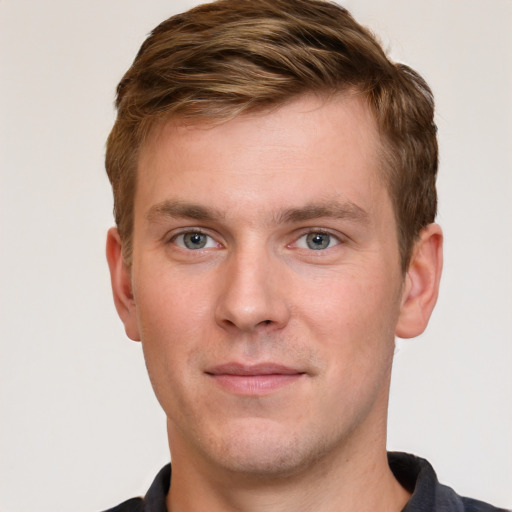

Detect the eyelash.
[
  {"left": 292, "top": 229, "right": 343, "bottom": 251},
  {"left": 168, "top": 229, "right": 220, "bottom": 250},
  {"left": 166, "top": 228, "right": 344, "bottom": 253}
]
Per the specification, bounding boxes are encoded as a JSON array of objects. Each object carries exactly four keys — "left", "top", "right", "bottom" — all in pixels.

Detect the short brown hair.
[{"left": 106, "top": 0, "right": 438, "bottom": 271}]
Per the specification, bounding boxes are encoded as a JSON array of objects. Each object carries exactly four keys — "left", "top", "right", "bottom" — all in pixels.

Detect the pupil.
[
  {"left": 184, "top": 232, "right": 206, "bottom": 249},
  {"left": 307, "top": 233, "right": 329, "bottom": 250}
]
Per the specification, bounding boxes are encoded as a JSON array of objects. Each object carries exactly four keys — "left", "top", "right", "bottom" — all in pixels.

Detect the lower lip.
[{"left": 209, "top": 374, "right": 304, "bottom": 396}]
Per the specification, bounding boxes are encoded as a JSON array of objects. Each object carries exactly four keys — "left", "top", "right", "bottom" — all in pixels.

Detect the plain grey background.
[{"left": 1, "top": 1, "right": 511, "bottom": 511}]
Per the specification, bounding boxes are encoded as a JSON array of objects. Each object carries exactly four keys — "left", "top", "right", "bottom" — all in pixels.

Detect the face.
[{"left": 112, "top": 94, "right": 414, "bottom": 479}]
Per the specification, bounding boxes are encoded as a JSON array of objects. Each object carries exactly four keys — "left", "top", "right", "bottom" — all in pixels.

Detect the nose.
[{"left": 214, "top": 247, "right": 291, "bottom": 333}]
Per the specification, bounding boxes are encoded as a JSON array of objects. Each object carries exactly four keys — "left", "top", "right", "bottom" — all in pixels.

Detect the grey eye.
[
  {"left": 183, "top": 232, "right": 208, "bottom": 249},
  {"left": 173, "top": 231, "right": 219, "bottom": 250},
  {"left": 306, "top": 232, "right": 331, "bottom": 250}
]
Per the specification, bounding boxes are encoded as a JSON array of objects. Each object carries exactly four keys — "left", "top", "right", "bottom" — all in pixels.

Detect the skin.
[{"left": 107, "top": 93, "right": 443, "bottom": 512}]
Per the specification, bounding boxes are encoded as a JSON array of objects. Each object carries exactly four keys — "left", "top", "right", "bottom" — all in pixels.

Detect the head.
[
  {"left": 105, "top": 0, "right": 443, "bottom": 490},
  {"left": 105, "top": 0, "right": 438, "bottom": 273}
]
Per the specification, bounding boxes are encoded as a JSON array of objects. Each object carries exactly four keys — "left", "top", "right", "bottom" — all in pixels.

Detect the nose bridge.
[{"left": 215, "top": 240, "right": 290, "bottom": 332}]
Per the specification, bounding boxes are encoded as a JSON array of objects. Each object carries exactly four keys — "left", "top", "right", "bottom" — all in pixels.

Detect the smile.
[{"left": 205, "top": 363, "right": 306, "bottom": 396}]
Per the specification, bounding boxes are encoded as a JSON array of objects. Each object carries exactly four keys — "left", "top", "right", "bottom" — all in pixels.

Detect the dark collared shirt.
[{"left": 103, "top": 452, "right": 509, "bottom": 512}]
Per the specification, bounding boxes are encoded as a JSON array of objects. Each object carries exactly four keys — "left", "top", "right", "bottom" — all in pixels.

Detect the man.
[{"left": 102, "top": 1, "right": 507, "bottom": 511}]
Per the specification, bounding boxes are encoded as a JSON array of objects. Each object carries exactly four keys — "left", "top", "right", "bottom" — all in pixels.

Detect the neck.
[
  {"left": 168, "top": 453, "right": 409, "bottom": 512},
  {"left": 166, "top": 413, "right": 410, "bottom": 512}
]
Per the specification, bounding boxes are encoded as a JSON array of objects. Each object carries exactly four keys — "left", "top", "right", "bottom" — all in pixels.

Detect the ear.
[
  {"left": 395, "top": 223, "right": 443, "bottom": 339},
  {"left": 106, "top": 227, "right": 141, "bottom": 341}
]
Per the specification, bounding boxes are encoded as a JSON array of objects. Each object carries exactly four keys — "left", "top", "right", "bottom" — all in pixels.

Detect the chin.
[{"left": 200, "top": 420, "right": 332, "bottom": 479}]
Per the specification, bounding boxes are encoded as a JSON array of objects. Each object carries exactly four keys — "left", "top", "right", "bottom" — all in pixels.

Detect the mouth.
[{"left": 205, "top": 363, "right": 306, "bottom": 396}]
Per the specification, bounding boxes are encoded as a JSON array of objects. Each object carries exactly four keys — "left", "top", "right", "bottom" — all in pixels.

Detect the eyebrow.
[
  {"left": 276, "top": 201, "right": 369, "bottom": 225},
  {"left": 145, "top": 199, "right": 369, "bottom": 226},
  {"left": 145, "top": 200, "right": 225, "bottom": 223}
]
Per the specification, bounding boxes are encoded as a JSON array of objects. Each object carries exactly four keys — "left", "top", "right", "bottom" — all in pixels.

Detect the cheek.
[
  {"left": 134, "top": 262, "right": 213, "bottom": 336},
  {"left": 302, "top": 265, "right": 399, "bottom": 324},
  {"left": 132, "top": 267, "right": 213, "bottom": 389},
  {"left": 312, "top": 274, "right": 399, "bottom": 405},
  {"left": 299, "top": 265, "right": 401, "bottom": 365}
]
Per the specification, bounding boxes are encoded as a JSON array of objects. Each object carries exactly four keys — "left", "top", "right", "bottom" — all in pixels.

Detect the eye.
[
  {"left": 295, "top": 232, "right": 340, "bottom": 251},
  {"left": 173, "top": 231, "right": 218, "bottom": 250}
]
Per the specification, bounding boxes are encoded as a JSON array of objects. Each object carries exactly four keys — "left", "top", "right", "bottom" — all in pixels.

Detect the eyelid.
[
  {"left": 163, "top": 226, "right": 346, "bottom": 250},
  {"left": 166, "top": 228, "right": 222, "bottom": 249},
  {"left": 290, "top": 228, "right": 345, "bottom": 250}
]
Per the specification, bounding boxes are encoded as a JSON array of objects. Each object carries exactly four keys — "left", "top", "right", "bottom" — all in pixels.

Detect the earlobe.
[
  {"left": 395, "top": 223, "right": 443, "bottom": 339},
  {"left": 106, "top": 227, "right": 141, "bottom": 341}
]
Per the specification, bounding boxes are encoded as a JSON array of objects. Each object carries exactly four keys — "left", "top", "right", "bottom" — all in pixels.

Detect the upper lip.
[{"left": 205, "top": 363, "right": 305, "bottom": 376}]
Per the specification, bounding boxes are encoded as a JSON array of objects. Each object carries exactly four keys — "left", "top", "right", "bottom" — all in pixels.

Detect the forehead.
[{"left": 135, "top": 94, "right": 386, "bottom": 219}]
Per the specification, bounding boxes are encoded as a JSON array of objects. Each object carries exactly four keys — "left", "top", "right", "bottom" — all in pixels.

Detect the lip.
[{"left": 205, "top": 363, "right": 306, "bottom": 396}]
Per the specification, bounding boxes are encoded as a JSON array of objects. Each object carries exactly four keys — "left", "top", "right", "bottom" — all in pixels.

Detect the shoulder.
[
  {"left": 101, "top": 497, "right": 144, "bottom": 512},
  {"left": 459, "top": 496, "right": 510, "bottom": 512},
  {"left": 388, "top": 452, "right": 510, "bottom": 512},
  {"left": 100, "top": 464, "right": 171, "bottom": 512}
]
